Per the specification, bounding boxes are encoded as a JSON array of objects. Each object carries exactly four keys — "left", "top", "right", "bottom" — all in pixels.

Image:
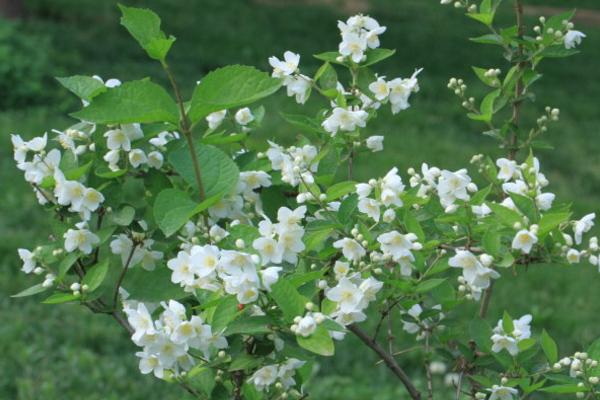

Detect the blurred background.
[{"left": 1, "top": 0, "right": 599, "bottom": 399}]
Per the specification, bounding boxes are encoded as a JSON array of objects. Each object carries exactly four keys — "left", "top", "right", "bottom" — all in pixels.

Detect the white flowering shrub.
[{"left": 11, "top": 2, "right": 600, "bottom": 399}]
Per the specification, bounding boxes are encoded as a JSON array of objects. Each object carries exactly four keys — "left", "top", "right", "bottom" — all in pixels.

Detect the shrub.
[{"left": 10, "top": 1, "right": 600, "bottom": 399}]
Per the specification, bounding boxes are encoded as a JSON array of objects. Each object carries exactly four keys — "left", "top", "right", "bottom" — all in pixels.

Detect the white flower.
[
  {"left": 502, "top": 180, "right": 527, "bottom": 196},
  {"left": 206, "top": 110, "right": 227, "bottom": 130},
  {"left": 355, "top": 183, "right": 372, "bottom": 198},
  {"left": 125, "top": 303, "right": 156, "bottom": 344},
  {"left": 564, "top": 30, "right": 586, "bottom": 49},
  {"left": 250, "top": 365, "right": 278, "bottom": 391},
  {"left": 235, "top": 107, "right": 254, "bottom": 126},
  {"left": 574, "top": 213, "right": 595, "bottom": 245},
  {"left": 381, "top": 167, "right": 405, "bottom": 207},
  {"left": 104, "top": 128, "right": 131, "bottom": 151},
  {"left": 103, "top": 149, "right": 120, "bottom": 170},
  {"left": 11, "top": 133, "right": 47, "bottom": 164},
  {"left": 491, "top": 334, "right": 519, "bottom": 355},
  {"left": 511, "top": 229, "right": 538, "bottom": 254},
  {"left": 277, "top": 206, "right": 306, "bottom": 228},
  {"left": 333, "top": 238, "right": 366, "bottom": 262},
  {"left": 366, "top": 135, "right": 384, "bottom": 152},
  {"left": 369, "top": 77, "right": 390, "bottom": 100},
  {"left": 147, "top": 151, "right": 164, "bottom": 169},
  {"left": 167, "top": 250, "right": 197, "bottom": 286},
  {"left": 377, "top": 231, "right": 418, "bottom": 262},
  {"left": 339, "top": 32, "right": 367, "bottom": 63},
  {"left": 358, "top": 197, "right": 381, "bottom": 222},
  {"left": 191, "top": 245, "right": 221, "bottom": 278},
  {"left": 496, "top": 158, "right": 519, "bottom": 182},
  {"left": 566, "top": 248, "right": 581, "bottom": 264},
  {"left": 239, "top": 171, "right": 271, "bottom": 192},
  {"left": 269, "top": 51, "right": 300, "bottom": 78},
  {"left": 82, "top": 187, "right": 104, "bottom": 212},
  {"left": 260, "top": 266, "right": 282, "bottom": 291},
  {"left": 64, "top": 228, "right": 100, "bottom": 254},
  {"left": 333, "top": 260, "right": 350, "bottom": 279},
  {"left": 253, "top": 237, "right": 284, "bottom": 265},
  {"left": 322, "top": 107, "right": 368, "bottom": 135},
  {"left": 488, "top": 385, "right": 518, "bottom": 400},
  {"left": 387, "top": 69, "right": 422, "bottom": 114},
  {"left": 136, "top": 351, "right": 164, "bottom": 378},
  {"left": 278, "top": 358, "right": 305, "bottom": 389},
  {"left": 326, "top": 277, "right": 364, "bottom": 313},
  {"left": 535, "top": 192, "right": 555, "bottom": 211},
  {"left": 437, "top": 169, "right": 471, "bottom": 207},
  {"left": 129, "top": 149, "right": 147, "bottom": 168},
  {"left": 18, "top": 248, "right": 36, "bottom": 273},
  {"left": 284, "top": 74, "right": 311, "bottom": 104},
  {"left": 359, "top": 276, "right": 383, "bottom": 303},
  {"left": 295, "top": 314, "right": 317, "bottom": 337}
]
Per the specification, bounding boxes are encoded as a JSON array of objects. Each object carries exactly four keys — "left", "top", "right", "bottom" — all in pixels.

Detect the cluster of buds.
[
  {"left": 552, "top": 352, "right": 600, "bottom": 398},
  {"left": 69, "top": 282, "right": 90, "bottom": 296}
]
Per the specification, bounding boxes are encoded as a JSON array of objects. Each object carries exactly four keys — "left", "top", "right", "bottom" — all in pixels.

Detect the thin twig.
[
  {"left": 348, "top": 324, "right": 421, "bottom": 400},
  {"left": 112, "top": 243, "right": 137, "bottom": 309}
]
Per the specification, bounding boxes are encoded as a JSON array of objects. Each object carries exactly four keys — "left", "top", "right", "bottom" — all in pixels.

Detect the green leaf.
[
  {"left": 153, "top": 189, "right": 220, "bottom": 237},
  {"left": 338, "top": 194, "right": 358, "bottom": 225},
  {"left": 123, "top": 267, "right": 187, "bottom": 302},
  {"left": 488, "top": 202, "right": 523, "bottom": 227},
  {"left": 361, "top": 48, "right": 396, "bottom": 67},
  {"left": 12, "top": 283, "right": 48, "bottom": 298},
  {"left": 510, "top": 193, "right": 537, "bottom": 222},
  {"left": 415, "top": 278, "right": 446, "bottom": 293},
  {"left": 315, "top": 62, "right": 337, "bottom": 90},
  {"left": 470, "top": 33, "right": 504, "bottom": 46},
  {"left": 270, "top": 279, "right": 307, "bottom": 322},
  {"left": 538, "top": 211, "right": 571, "bottom": 238},
  {"left": 541, "top": 329, "right": 558, "bottom": 364},
  {"left": 58, "top": 252, "right": 80, "bottom": 279},
  {"left": 470, "top": 318, "right": 492, "bottom": 352},
  {"left": 211, "top": 295, "right": 240, "bottom": 332},
  {"left": 168, "top": 143, "right": 240, "bottom": 198},
  {"left": 72, "top": 79, "right": 179, "bottom": 125},
  {"left": 297, "top": 324, "right": 334, "bottom": 356},
  {"left": 110, "top": 205, "right": 136, "bottom": 226},
  {"left": 482, "top": 229, "right": 501, "bottom": 257},
  {"left": 189, "top": 65, "right": 281, "bottom": 123},
  {"left": 42, "top": 292, "right": 80, "bottom": 304},
  {"left": 56, "top": 75, "right": 107, "bottom": 101},
  {"left": 540, "top": 384, "right": 588, "bottom": 394},
  {"left": 224, "top": 316, "right": 274, "bottom": 336},
  {"left": 82, "top": 259, "right": 109, "bottom": 293},
  {"left": 587, "top": 337, "right": 600, "bottom": 376},
  {"left": 313, "top": 51, "right": 343, "bottom": 64},
  {"left": 404, "top": 211, "right": 425, "bottom": 242},
  {"left": 229, "top": 354, "right": 263, "bottom": 372},
  {"left": 118, "top": 4, "right": 175, "bottom": 61},
  {"left": 326, "top": 181, "right": 356, "bottom": 201},
  {"left": 502, "top": 311, "right": 514, "bottom": 334},
  {"left": 280, "top": 112, "right": 325, "bottom": 135}
]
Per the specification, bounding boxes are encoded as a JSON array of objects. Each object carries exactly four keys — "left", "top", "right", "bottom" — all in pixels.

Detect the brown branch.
[{"left": 348, "top": 324, "right": 421, "bottom": 400}]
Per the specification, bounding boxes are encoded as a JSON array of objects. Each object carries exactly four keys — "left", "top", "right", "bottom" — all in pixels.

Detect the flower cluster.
[
  {"left": 248, "top": 358, "right": 305, "bottom": 392},
  {"left": 490, "top": 314, "right": 532, "bottom": 356},
  {"left": 450, "top": 250, "right": 499, "bottom": 300},
  {"left": 124, "top": 299, "right": 227, "bottom": 378},
  {"left": 104, "top": 124, "right": 167, "bottom": 171}
]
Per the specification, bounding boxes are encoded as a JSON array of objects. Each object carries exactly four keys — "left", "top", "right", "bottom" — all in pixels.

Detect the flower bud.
[
  {"left": 305, "top": 302, "right": 314, "bottom": 311},
  {"left": 317, "top": 280, "right": 327, "bottom": 289},
  {"left": 235, "top": 239, "right": 245, "bottom": 249}
]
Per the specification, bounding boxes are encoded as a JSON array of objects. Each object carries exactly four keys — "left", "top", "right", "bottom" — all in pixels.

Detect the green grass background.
[{"left": 1, "top": 0, "right": 599, "bottom": 398}]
